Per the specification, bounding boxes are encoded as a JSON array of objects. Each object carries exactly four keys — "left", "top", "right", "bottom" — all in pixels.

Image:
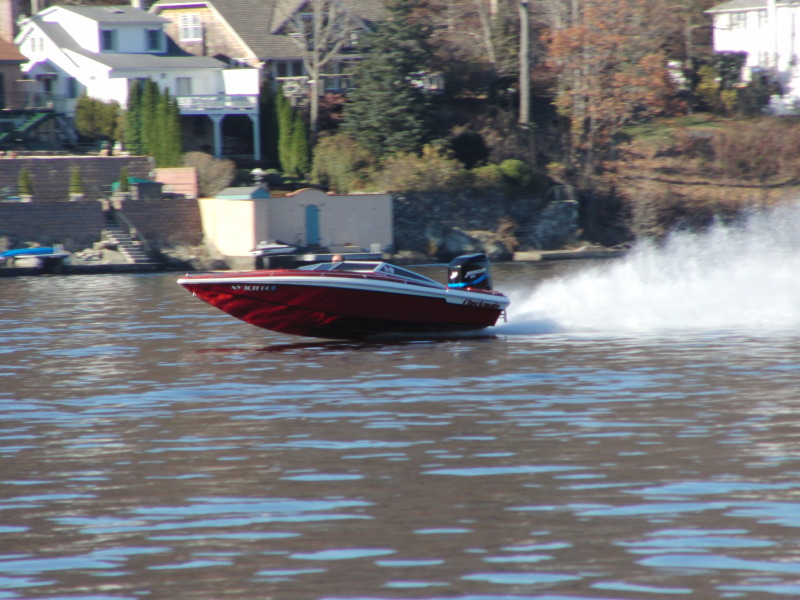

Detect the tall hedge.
[
  {"left": 124, "top": 79, "right": 182, "bottom": 166},
  {"left": 124, "top": 79, "right": 143, "bottom": 155},
  {"left": 276, "top": 86, "right": 294, "bottom": 174}
]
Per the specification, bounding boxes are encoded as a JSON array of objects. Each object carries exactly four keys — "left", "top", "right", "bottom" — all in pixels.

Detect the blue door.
[{"left": 305, "top": 204, "right": 320, "bottom": 246}]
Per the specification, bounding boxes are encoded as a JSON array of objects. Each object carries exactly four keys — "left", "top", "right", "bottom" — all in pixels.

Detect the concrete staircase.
[{"left": 103, "top": 218, "right": 159, "bottom": 265}]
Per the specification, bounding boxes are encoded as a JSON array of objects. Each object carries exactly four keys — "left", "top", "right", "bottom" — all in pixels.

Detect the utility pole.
[{"left": 518, "top": 0, "right": 531, "bottom": 126}]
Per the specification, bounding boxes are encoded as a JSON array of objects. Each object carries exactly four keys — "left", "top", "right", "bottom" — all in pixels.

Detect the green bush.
[
  {"left": 75, "top": 95, "right": 120, "bottom": 141},
  {"left": 118, "top": 166, "right": 129, "bottom": 192},
  {"left": 379, "top": 145, "right": 469, "bottom": 192},
  {"left": 17, "top": 167, "right": 32, "bottom": 196},
  {"left": 470, "top": 164, "right": 505, "bottom": 188},
  {"left": 69, "top": 166, "right": 84, "bottom": 195},
  {"left": 311, "top": 133, "right": 376, "bottom": 193}
]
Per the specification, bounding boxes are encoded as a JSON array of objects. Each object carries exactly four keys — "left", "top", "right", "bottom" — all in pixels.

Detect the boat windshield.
[{"left": 297, "top": 261, "right": 442, "bottom": 287}]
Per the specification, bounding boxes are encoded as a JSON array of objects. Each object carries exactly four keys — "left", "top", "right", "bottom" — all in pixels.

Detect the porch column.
[
  {"left": 248, "top": 113, "right": 261, "bottom": 162},
  {"left": 209, "top": 114, "right": 224, "bottom": 157}
]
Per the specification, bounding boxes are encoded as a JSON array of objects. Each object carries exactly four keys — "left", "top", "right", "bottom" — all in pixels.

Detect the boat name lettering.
[
  {"left": 463, "top": 299, "right": 499, "bottom": 309},
  {"left": 231, "top": 284, "right": 276, "bottom": 291}
]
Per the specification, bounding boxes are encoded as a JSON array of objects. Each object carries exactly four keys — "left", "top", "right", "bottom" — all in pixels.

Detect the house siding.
[
  {"left": 158, "top": 6, "right": 255, "bottom": 67},
  {"left": 708, "top": 0, "right": 800, "bottom": 106}
]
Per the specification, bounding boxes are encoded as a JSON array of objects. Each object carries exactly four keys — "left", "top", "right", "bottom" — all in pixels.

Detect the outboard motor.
[{"left": 447, "top": 253, "right": 493, "bottom": 290}]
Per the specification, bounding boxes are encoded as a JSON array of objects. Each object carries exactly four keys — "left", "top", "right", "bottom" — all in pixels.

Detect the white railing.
[{"left": 175, "top": 94, "right": 258, "bottom": 114}]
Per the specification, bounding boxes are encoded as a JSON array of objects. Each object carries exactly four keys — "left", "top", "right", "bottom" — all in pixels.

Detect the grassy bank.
[{"left": 601, "top": 114, "right": 800, "bottom": 240}]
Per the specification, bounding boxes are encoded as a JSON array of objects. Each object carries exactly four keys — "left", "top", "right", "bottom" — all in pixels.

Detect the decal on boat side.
[
  {"left": 230, "top": 284, "right": 277, "bottom": 291},
  {"left": 463, "top": 299, "right": 501, "bottom": 309}
]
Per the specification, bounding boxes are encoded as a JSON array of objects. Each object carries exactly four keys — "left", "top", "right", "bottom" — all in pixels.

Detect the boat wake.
[{"left": 495, "top": 203, "right": 800, "bottom": 336}]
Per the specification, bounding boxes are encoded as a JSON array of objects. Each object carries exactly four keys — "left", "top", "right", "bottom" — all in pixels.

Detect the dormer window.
[
  {"left": 29, "top": 37, "right": 44, "bottom": 53},
  {"left": 179, "top": 14, "right": 202, "bottom": 41},
  {"left": 101, "top": 29, "right": 117, "bottom": 51},
  {"left": 146, "top": 29, "right": 163, "bottom": 51}
]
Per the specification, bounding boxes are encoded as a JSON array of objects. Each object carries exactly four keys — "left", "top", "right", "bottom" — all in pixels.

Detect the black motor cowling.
[{"left": 447, "top": 253, "right": 493, "bottom": 290}]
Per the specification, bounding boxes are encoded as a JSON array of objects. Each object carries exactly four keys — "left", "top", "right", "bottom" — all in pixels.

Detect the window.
[
  {"left": 176, "top": 77, "right": 193, "bottom": 96},
  {"left": 275, "top": 60, "right": 303, "bottom": 78},
  {"left": 146, "top": 29, "right": 162, "bottom": 51},
  {"left": 66, "top": 77, "right": 78, "bottom": 99},
  {"left": 179, "top": 14, "right": 202, "bottom": 41},
  {"left": 101, "top": 29, "right": 117, "bottom": 51},
  {"left": 728, "top": 13, "right": 746, "bottom": 30}
]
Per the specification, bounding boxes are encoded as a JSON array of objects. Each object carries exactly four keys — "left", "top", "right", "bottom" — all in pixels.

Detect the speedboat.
[
  {"left": 178, "top": 253, "right": 510, "bottom": 339},
  {"left": 248, "top": 240, "right": 297, "bottom": 256}
]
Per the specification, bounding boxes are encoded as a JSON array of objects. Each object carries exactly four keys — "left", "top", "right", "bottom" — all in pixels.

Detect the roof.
[
  {"left": 75, "top": 48, "right": 226, "bottom": 69},
  {"left": 37, "top": 22, "right": 81, "bottom": 51},
  {"left": 151, "top": 0, "right": 384, "bottom": 60},
  {"left": 36, "top": 21, "right": 225, "bottom": 70},
  {"left": 57, "top": 5, "right": 169, "bottom": 25},
  {"left": 216, "top": 185, "right": 270, "bottom": 199},
  {"left": 0, "top": 38, "right": 25, "bottom": 63}
]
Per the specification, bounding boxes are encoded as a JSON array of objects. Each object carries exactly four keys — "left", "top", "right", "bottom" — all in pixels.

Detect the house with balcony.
[
  {"left": 706, "top": 0, "right": 800, "bottom": 113},
  {"left": 14, "top": 3, "right": 262, "bottom": 157},
  {"left": 149, "top": 0, "right": 384, "bottom": 99}
]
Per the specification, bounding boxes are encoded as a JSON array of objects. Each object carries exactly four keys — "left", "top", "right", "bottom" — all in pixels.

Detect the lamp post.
[{"left": 518, "top": 0, "right": 531, "bottom": 126}]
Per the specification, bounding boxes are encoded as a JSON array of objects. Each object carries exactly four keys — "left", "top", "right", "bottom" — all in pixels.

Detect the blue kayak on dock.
[
  {"left": 1, "top": 247, "right": 61, "bottom": 257},
  {"left": 0, "top": 247, "right": 70, "bottom": 264}
]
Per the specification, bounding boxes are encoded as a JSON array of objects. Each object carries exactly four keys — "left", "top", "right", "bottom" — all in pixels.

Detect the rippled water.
[{"left": 3, "top": 206, "right": 800, "bottom": 600}]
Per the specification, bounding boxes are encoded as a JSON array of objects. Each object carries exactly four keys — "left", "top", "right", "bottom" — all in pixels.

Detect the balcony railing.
[
  {"left": 176, "top": 94, "right": 258, "bottom": 114},
  {"left": 0, "top": 92, "right": 69, "bottom": 112}
]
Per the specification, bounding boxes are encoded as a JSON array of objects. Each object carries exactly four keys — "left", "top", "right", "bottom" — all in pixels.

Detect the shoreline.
[{"left": 0, "top": 248, "right": 627, "bottom": 278}]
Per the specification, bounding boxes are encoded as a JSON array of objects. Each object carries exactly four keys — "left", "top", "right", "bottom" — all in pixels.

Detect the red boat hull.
[{"left": 179, "top": 271, "right": 508, "bottom": 339}]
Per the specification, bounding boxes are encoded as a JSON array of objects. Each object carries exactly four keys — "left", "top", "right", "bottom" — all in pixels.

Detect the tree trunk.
[{"left": 518, "top": 0, "right": 530, "bottom": 126}]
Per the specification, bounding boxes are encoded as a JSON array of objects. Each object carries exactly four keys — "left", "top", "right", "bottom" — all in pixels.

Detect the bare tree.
[
  {"left": 518, "top": 0, "right": 530, "bottom": 125},
  {"left": 284, "top": 0, "right": 366, "bottom": 139}
]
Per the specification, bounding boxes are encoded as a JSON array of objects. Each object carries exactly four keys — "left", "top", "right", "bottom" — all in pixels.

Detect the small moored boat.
[
  {"left": 178, "top": 253, "right": 509, "bottom": 339},
  {"left": 0, "top": 246, "right": 71, "bottom": 265}
]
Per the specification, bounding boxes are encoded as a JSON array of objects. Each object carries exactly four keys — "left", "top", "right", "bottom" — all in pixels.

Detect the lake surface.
[{"left": 3, "top": 205, "right": 800, "bottom": 600}]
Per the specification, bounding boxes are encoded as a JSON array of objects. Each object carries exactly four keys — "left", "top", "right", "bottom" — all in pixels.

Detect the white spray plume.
[{"left": 498, "top": 203, "right": 800, "bottom": 335}]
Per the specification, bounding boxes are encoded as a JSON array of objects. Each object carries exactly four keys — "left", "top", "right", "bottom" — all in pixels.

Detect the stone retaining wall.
[
  {"left": 0, "top": 191, "right": 577, "bottom": 262},
  {"left": 0, "top": 201, "right": 105, "bottom": 250},
  {"left": 116, "top": 197, "right": 204, "bottom": 248},
  {"left": 0, "top": 156, "right": 154, "bottom": 202},
  {"left": 394, "top": 190, "right": 578, "bottom": 258},
  {"left": 0, "top": 198, "right": 204, "bottom": 252}
]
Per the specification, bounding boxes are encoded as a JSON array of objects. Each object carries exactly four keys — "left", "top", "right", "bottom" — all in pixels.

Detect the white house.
[
  {"left": 706, "top": 0, "right": 800, "bottom": 112},
  {"left": 14, "top": 4, "right": 262, "bottom": 157}
]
